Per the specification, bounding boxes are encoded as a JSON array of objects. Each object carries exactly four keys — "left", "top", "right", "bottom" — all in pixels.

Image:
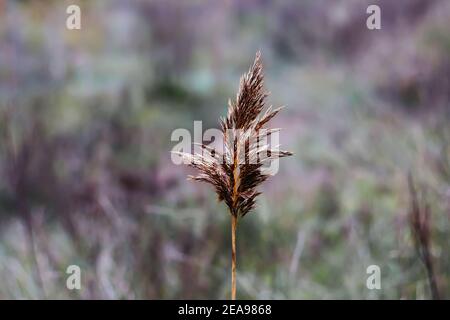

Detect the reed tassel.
[{"left": 175, "top": 51, "right": 292, "bottom": 299}]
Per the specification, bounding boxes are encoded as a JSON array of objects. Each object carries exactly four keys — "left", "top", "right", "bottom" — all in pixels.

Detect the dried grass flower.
[{"left": 175, "top": 51, "right": 292, "bottom": 299}]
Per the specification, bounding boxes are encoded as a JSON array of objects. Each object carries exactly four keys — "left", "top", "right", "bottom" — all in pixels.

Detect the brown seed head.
[{"left": 176, "top": 51, "right": 292, "bottom": 217}]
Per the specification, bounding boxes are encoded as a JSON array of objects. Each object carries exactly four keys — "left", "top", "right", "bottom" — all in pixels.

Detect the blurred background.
[{"left": 0, "top": 0, "right": 449, "bottom": 299}]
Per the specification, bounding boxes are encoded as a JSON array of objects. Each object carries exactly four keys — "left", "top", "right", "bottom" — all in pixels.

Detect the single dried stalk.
[
  {"left": 231, "top": 214, "right": 237, "bottom": 300},
  {"left": 176, "top": 52, "right": 292, "bottom": 299}
]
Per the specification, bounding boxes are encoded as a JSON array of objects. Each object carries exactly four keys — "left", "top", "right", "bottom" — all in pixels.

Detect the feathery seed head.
[{"left": 178, "top": 51, "right": 292, "bottom": 217}]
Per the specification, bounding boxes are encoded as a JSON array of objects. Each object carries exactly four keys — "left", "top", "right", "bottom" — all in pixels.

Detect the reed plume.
[{"left": 176, "top": 52, "right": 292, "bottom": 299}]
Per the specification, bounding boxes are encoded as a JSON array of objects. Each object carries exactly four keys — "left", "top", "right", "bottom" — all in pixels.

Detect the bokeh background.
[{"left": 1, "top": 0, "right": 450, "bottom": 299}]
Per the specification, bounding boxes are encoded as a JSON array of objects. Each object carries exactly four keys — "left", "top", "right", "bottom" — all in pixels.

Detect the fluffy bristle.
[{"left": 177, "top": 51, "right": 292, "bottom": 217}]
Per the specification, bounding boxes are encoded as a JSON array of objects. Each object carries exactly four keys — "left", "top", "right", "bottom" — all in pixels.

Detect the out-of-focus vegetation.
[{"left": 0, "top": 0, "right": 449, "bottom": 299}]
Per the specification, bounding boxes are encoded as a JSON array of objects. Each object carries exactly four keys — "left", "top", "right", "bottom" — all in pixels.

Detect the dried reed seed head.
[{"left": 179, "top": 51, "right": 292, "bottom": 218}]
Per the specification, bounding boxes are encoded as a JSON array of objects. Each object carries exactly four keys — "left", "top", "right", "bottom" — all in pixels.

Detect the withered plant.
[
  {"left": 408, "top": 173, "right": 440, "bottom": 300},
  {"left": 175, "top": 52, "right": 292, "bottom": 299}
]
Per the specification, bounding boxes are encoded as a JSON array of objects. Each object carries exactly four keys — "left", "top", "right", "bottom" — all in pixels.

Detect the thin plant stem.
[
  {"left": 231, "top": 214, "right": 237, "bottom": 300},
  {"left": 423, "top": 249, "right": 440, "bottom": 300}
]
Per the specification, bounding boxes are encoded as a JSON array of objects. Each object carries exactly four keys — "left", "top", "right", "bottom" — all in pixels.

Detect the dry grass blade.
[{"left": 407, "top": 173, "right": 440, "bottom": 300}]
